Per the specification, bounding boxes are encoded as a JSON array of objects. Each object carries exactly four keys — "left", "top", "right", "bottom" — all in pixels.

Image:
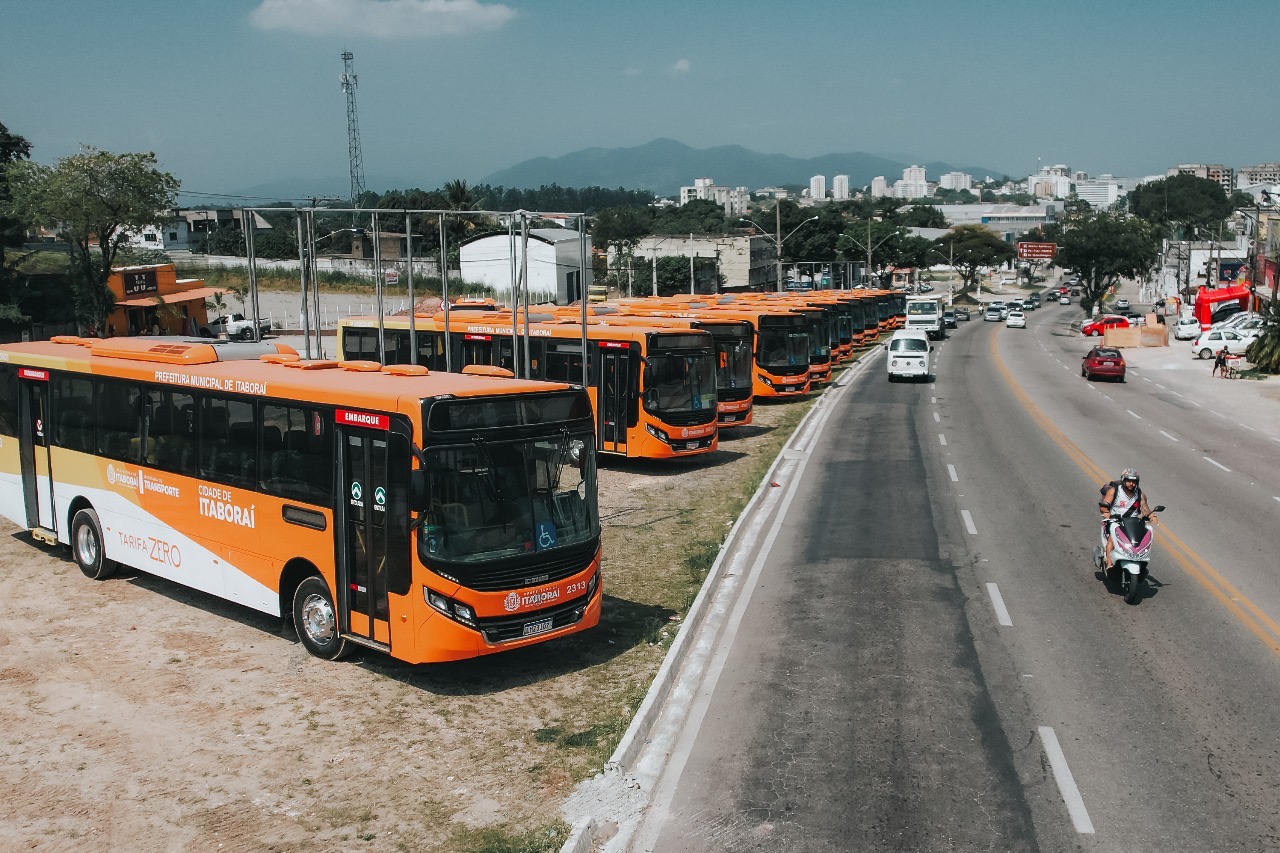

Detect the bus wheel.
[
  {"left": 292, "top": 576, "right": 351, "bottom": 661},
  {"left": 71, "top": 508, "right": 116, "bottom": 580}
]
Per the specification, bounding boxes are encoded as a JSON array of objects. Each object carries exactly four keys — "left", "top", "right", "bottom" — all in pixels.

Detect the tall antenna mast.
[{"left": 340, "top": 51, "right": 366, "bottom": 209}]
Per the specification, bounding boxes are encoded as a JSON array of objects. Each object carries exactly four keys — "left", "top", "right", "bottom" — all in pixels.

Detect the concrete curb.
[{"left": 560, "top": 350, "right": 880, "bottom": 851}]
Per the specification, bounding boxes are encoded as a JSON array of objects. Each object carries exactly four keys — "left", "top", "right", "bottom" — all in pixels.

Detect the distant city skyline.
[{"left": 3, "top": 0, "right": 1276, "bottom": 200}]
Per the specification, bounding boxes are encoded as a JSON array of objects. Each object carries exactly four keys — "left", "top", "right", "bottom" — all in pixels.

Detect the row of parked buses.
[{"left": 0, "top": 289, "right": 901, "bottom": 667}]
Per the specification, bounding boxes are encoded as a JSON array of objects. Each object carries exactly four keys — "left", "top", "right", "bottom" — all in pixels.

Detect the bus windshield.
[
  {"left": 810, "top": 316, "right": 832, "bottom": 357},
  {"left": 758, "top": 327, "right": 809, "bottom": 369},
  {"left": 644, "top": 352, "right": 717, "bottom": 415},
  {"left": 420, "top": 432, "right": 598, "bottom": 564},
  {"left": 721, "top": 337, "right": 753, "bottom": 391}
]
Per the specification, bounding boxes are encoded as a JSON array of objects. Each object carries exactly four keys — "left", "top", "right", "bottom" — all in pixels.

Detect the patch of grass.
[
  {"left": 532, "top": 725, "right": 563, "bottom": 744},
  {"left": 451, "top": 820, "right": 571, "bottom": 853}
]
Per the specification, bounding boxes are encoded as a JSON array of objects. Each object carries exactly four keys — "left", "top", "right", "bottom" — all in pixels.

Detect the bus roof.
[
  {"left": 340, "top": 313, "right": 715, "bottom": 345},
  {"left": 0, "top": 337, "right": 577, "bottom": 415}
]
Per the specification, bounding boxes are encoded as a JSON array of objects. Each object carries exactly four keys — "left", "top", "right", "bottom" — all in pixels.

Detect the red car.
[
  {"left": 1081, "top": 314, "right": 1130, "bottom": 337},
  {"left": 1082, "top": 346, "right": 1126, "bottom": 381}
]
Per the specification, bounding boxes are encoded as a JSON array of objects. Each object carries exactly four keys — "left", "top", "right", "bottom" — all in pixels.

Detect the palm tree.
[{"left": 443, "top": 179, "right": 479, "bottom": 212}]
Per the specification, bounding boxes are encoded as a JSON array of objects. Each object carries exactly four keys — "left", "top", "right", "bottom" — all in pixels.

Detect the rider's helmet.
[{"left": 1120, "top": 467, "right": 1139, "bottom": 487}]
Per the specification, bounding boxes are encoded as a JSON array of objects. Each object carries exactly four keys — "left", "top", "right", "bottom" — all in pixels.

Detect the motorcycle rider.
[{"left": 1099, "top": 468, "right": 1155, "bottom": 570}]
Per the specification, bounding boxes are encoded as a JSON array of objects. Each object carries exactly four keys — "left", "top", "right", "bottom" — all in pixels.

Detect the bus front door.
[
  {"left": 337, "top": 425, "right": 395, "bottom": 648},
  {"left": 597, "top": 346, "right": 631, "bottom": 454},
  {"left": 17, "top": 371, "right": 55, "bottom": 533}
]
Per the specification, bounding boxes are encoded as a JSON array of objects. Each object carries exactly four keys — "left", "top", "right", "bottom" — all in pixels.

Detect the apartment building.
[{"left": 680, "top": 177, "right": 750, "bottom": 217}]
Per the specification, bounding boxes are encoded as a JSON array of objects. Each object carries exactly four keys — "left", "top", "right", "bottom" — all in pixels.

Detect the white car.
[
  {"left": 1006, "top": 311, "right": 1026, "bottom": 329},
  {"left": 1115, "top": 298, "right": 1130, "bottom": 310},
  {"left": 885, "top": 329, "right": 932, "bottom": 381},
  {"left": 1191, "top": 328, "right": 1259, "bottom": 360},
  {"left": 1172, "top": 316, "right": 1201, "bottom": 340}
]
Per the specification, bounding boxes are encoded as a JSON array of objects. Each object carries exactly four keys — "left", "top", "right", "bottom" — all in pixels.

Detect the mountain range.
[
  {"left": 481, "top": 138, "right": 1002, "bottom": 197},
  {"left": 225, "top": 139, "right": 1002, "bottom": 202}
]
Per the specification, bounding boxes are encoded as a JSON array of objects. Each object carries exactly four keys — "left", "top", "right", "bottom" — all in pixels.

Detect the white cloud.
[
  {"left": 250, "top": 0, "right": 517, "bottom": 39},
  {"left": 668, "top": 58, "right": 691, "bottom": 74}
]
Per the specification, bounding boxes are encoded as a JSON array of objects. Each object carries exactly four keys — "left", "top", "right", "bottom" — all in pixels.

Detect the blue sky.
[{"left": 3, "top": 0, "right": 1274, "bottom": 201}]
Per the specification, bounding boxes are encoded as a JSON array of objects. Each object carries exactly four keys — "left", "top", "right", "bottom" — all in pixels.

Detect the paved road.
[{"left": 627, "top": 290, "right": 1280, "bottom": 851}]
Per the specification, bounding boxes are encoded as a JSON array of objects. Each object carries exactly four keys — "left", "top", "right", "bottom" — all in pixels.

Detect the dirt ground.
[{"left": 0, "top": 358, "right": 818, "bottom": 850}]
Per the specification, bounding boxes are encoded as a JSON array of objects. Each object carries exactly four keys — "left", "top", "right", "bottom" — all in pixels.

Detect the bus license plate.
[
  {"left": 683, "top": 442, "right": 699, "bottom": 451},
  {"left": 522, "top": 617, "right": 554, "bottom": 637}
]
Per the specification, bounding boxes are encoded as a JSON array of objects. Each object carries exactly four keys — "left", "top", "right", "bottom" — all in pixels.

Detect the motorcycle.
[{"left": 1092, "top": 506, "right": 1166, "bottom": 603}]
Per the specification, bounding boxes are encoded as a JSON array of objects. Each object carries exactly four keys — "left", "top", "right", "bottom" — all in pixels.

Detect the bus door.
[
  {"left": 596, "top": 341, "right": 632, "bottom": 454},
  {"left": 335, "top": 410, "right": 411, "bottom": 649},
  {"left": 16, "top": 368, "right": 54, "bottom": 532}
]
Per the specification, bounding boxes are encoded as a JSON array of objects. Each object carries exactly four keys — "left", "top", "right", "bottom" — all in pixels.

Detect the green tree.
[
  {"left": 1245, "top": 299, "right": 1280, "bottom": 373},
  {"left": 896, "top": 204, "right": 946, "bottom": 228},
  {"left": 1056, "top": 212, "right": 1160, "bottom": 315},
  {"left": 837, "top": 218, "right": 907, "bottom": 283},
  {"left": 933, "top": 224, "right": 1016, "bottom": 294},
  {"left": 1129, "top": 173, "right": 1231, "bottom": 239},
  {"left": 0, "top": 121, "right": 32, "bottom": 277},
  {"left": 592, "top": 206, "right": 652, "bottom": 286},
  {"left": 4, "top": 147, "right": 179, "bottom": 331}
]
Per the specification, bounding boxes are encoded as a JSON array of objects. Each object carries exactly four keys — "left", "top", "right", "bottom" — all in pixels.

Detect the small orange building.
[{"left": 106, "top": 264, "right": 230, "bottom": 337}]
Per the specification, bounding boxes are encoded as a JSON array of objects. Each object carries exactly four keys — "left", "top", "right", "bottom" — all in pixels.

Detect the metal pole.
[
  {"left": 579, "top": 217, "right": 589, "bottom": 387},
  {"left": 775, "top": 203, "right": 783, "bottom": 292},
  {"left": 690, "top": 232, "right": 696, "bottom": 295},
  {"left": 245, "top": 211, "right": 260, "bottom": 340},
  {"left": 652, "top": 245, "right": 658, "bottom": 296},
  {"left": 440, "top": 213, "right": 452, "bottom": 373},
  {"left": 405, "top": 210, "right": 416, "bottom": 365},
  {"left": 308, "top": 210, "right": 324, "bottom": 358},
  {"left": 521, "top": 211, "right": 532, "bottom": 379},
  {"left": 295, "top": 210, "right": 312, "bottom": 359},
  {"left": 373, "top": 210, "right": 385, "bottom": 364}
]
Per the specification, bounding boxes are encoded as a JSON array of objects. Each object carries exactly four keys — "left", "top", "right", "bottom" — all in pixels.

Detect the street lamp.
[
  {"left": 740, "top": 214, "right": 818, "bottom": 292},
  {"left": 840, "top": 220, "right": 897, "bottom": 289}
]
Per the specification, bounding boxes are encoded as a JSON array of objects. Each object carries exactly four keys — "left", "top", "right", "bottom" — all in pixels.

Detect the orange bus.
[
  {"left": 0, "top": 336, "right": 602, "bottom": 663},
  {"left": 615, "top": 299, "right": 812, "bottom": 399},
  {"left": 541, "top": 306, "right": 755, "bottom": 428},
  {"left": 338, "top": 313, "right": 720, "bottom": 458},
  {"left": 721, "top": 295, "right": 834, "bottom": 384}
]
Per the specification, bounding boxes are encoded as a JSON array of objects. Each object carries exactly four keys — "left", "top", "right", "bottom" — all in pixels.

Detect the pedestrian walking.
[{"left": 1212, "top": 347, "right": 1228, "bottom": 378}]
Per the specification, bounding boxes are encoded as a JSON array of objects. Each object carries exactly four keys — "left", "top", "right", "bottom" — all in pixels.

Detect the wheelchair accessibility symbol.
[{"left": 536, "top": 520, "right": 557, "bottom": 550}]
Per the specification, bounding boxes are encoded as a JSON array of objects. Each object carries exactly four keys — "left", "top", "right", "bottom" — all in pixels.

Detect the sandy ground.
[{"left": 0, "top": 369, "right": 806, "bottom": 850}]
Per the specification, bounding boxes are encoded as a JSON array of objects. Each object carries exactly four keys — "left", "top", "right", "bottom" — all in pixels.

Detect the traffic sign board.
[
  {"left": 384, "top": 269, "right": 400, "bottom": 285},
  {"left": 1017, "top": 242, "right": 1057, "bottom": 259}
]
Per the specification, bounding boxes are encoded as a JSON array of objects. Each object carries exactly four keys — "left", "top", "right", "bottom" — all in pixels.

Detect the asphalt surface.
[{"left": 624, "top": 286, "right": 1280, "bottom": 852}]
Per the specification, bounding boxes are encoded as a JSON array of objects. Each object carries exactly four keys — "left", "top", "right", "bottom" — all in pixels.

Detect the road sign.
[{"left": 1017, "top": 242, "right": 1057, "bottom": 260}]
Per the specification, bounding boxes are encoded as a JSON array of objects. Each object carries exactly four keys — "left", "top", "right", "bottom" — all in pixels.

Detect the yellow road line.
[{"left": 989, "top": 330, "right": 1280, "bottom": 654}]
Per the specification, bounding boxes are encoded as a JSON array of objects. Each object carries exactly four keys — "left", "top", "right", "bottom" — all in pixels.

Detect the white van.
[{"left": 885, "top": 329, "right": 932, "bottom": 381}]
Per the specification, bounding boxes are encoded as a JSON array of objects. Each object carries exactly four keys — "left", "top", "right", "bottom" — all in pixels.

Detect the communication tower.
[{"left": 340, "top": 51, "right": 366, "bottom": 208}]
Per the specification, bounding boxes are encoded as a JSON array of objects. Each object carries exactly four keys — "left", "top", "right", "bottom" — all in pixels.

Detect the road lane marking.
[
  {"left": 1204, "top": 456, "right": 1231, "bottom": 472},
  {"left": 991, "top": 332, "right": 1280, "bottom": 656},
  {"left": 933, "top": 411, "right": 941, "bottom": 423},
  {"left": 1239, "top": 423, "right": 1257, "bottom": 431},
  {"left": 1141, "top": 377, "right": 1151, "bottom": 382},
  {"left": 931, "top": 396, "right": 936, "bottom": 403},
  {"left": 939, "top": 434, "right": 947, "bottom": 446},
  {"left": 1156, "top": 383, "right": 1166, "bottom": 389},
  {"left": 1212, "top": 411, "right": 1227, "bottom": 419},
  {"left": 1189, "top": 399, "right": 1202, "bottom": 407},
  {"left": 1159, "top": 430, "right": 1179, "bottom": 442},
  {"left": 986, "top": 583, "right": 1013, "bottom": 626},
  {"left": 947, "top": 464, "right": 958, "bottom": 482},
  {"left": 1038, "top": 727, "right": 1095, "bottom": 834},
  {"left": 1127, "top": 409, "right": 1141, "bottom": 419},
  {"left": 1101, "top": 394, "right": 1113, "bottom": 401},
  {"left": 961, "top": 509, "right": 977, "bottom": 534}
]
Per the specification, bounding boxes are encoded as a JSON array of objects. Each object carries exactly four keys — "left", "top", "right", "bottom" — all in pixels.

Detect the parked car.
[
  {"left": 984, "top": 306, "right": 1002, "bottom": 322},
  {"left": 918, "top": 283, "right": 934, "bottom": 292},
  {"left": 1081, "top": 315, "right": 1130, "bottom": 336},
  {"left": 1082, "top": 346, "right": 1126, "bottom": 381},
  {"left": 1006, "top": 310, "right": 1026, "bottom": 329},
  {"left": 1115, "top": 298, "right": 1131, "bottom": 310},
  {"left": 942, "top": 309, "right": 957, "bottom": 329},
  {"left": 203, "top": 313, "right": 272, "bottom": 340},
  {"left": 954, "top": 306, "right": 970, "bottom": 321},
  {"left": 1191, "top": 328, "right": 1259, "bottom": 360},
  {"left": 1172, "top": 316, "right": 1201, "bottom": 340}
]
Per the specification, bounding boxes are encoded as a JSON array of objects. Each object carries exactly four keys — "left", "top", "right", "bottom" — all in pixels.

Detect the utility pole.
[
  {"left": 775, "top": 203, "right": 784, "bottom": 292},
  {"left": 341, "top": 52, "right": 366, "bottom": 214}
]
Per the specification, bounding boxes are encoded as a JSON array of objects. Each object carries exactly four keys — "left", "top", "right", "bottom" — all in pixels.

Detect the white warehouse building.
[{"left": 459, "top": 228, "right": 591, "bottom": 305}]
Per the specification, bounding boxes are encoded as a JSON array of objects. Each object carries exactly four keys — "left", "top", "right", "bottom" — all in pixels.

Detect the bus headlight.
[
  {"left": 757, "top": 374, "right": 774, "bottom": 388},
  {"left": 644, "top": 423, "right": 670, "bottom": 444},
  {"left": 424, "top": 588, "right": 477, "bottom": 627},
  {"left": 587, "top": 571, "right": 599, "bottom": 598}
]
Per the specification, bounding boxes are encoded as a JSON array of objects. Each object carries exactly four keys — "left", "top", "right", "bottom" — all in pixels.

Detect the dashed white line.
[
  {"left": 1101, "top": 394, "right": 1113, "bottom": 401},
  {"left": 1170, "top": 390, "right": 1184, "bottom": 397},
  {"left": 1039, "top": 727, "right": 1095, "bottom": 834},
  {"left": 1156, "top": 383, "right": 1166, "bottom": 389},
  {"left": 1238, "top": 423, "right": 1257, "bottom": 432},
  {"left": 1141, "top": 377, "right": 1151, "bottom": 382},
  {"left": 986, "top": 583, "right": 1013, "bottom": 626},
  {"left": 1159, "top": 430, "right": 1179, "bottom": 442},
  {"left": 1212, "top": 411, "right": 1227, "bottom": 419},
  {"left": 931, "top": 396, "right": 936, "bottom": 404},
  {"left": 1204, "top": 456, "right": 1231, "bottom": 472},
  {"left": 933, "top": 411, "right": 941, "bottom": 423},
  {"left": 947, "top": 464, "right": 958, "bottom": 482},
  {"left": 1189, "top": 400, "right": 1202, "bottom": 408},
  {"left": 938, "top": 434, "right": 947, "bottom": 446},
  {"left": 1127, "top": 410, "right": 1141, "bottom": 419},
  {"left": 961, "top": 509, "right": 977, "bottom": 534}
]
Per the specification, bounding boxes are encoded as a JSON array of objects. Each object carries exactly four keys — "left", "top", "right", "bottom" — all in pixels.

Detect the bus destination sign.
[{"left": 337, "top": 409, "right": 389, "bottom": 430}]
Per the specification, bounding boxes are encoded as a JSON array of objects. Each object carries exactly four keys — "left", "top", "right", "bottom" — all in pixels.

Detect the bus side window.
[
  {"left": 152, "top": 391, "right": 197, "bottom": 475},
  {"left": 262, "top": 402, "right": 333, "bottom": 503},
  {"left": 0, "top": 366, "right": 16, "bottom": 437},
  {"left": 95, "top": 380, "right": 145, "bottom": 462},
  {"left": 53, "top": 376, "right": 93, "bottom": 452}
]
